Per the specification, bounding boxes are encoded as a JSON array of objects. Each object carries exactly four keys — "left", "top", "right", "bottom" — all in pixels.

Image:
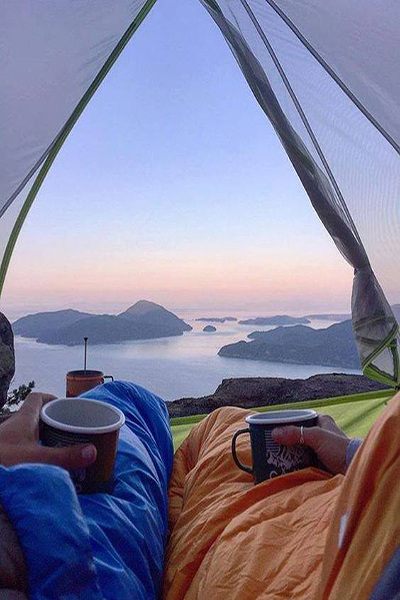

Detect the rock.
[
  {"left": 167, "top": 373, "right": 387, "bottom": 418},
  {"left": 203, "top": 325, "right": 217, "bottom": 332},
  {"left": 0, "top": 313, "right": 15, "bottom": 409}
]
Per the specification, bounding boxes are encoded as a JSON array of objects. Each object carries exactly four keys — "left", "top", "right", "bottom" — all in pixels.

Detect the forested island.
[
  {"left": 219, "top": 320, "right": 360, "bottom": 369},
  {"left": 13, "top": 300, "right": 192, "bottom": 346}
]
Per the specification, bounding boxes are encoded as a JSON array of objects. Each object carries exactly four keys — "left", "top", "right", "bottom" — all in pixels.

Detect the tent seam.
[
  {"left": 237, "top": 0, "right": 365, "bottom": 248},
  {"left": 263, "top": 0, "right": 400, "bottom": 156}
]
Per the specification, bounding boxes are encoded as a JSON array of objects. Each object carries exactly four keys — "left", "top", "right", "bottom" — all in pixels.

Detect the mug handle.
[
  {"left": 231, "top": 428, "right": 253, "bottom": 474},
  {"left": 104, "top": 375, "right": 114, "bottom": 382}
]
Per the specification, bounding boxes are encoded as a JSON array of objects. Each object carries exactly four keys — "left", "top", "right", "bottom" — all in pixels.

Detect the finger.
[
  {"left": 18, "top": 392, "right": 44, "bottom": 415},
  {"left": 272, "top": 425, "right": 322, "bottom": 449},
  {"left": 317, "top": 414, "right": 346, "bottom": 437},
  {"left": 317, "top": 414, "right": 337, "bottom": 431},
  {"left": 30, "top": 443, "right": 97, "bottom": 471},
  {"left": 38, "top": 393, "right": 57, "bottom": 405}
]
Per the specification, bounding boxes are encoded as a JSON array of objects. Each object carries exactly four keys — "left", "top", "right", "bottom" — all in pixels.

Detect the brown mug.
[
  {"left": 66, "top": 370, "right": 114, "bottom": 398},
  {"left": 40, "top": 398, "right": 125, "bottom": 493}
]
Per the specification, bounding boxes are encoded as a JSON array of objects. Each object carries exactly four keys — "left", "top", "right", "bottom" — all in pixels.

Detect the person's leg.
[{"left": 79, "top": 381, "right": 173, "bottom": 599}]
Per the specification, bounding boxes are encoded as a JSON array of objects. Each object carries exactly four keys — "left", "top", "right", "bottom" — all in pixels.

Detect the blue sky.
[{"left": 2, "top": 0, "right": 353, "bottom": 317}]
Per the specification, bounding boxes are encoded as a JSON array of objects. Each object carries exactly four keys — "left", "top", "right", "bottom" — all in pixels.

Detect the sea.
[{"left": 11, "top": 310, "right": 360, "bottom": 401}]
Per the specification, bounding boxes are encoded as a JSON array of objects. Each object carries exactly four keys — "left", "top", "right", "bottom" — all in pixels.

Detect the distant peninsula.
[
  {"left": 238, "top": 315, "right": 310, "bottom": 326},
  {"left": 13, "top": 300, "right": 192, "bottom": 346},
  {"left": 196, "top": 317, "right": 237, "bottom": 323},
  {"left": 304, "top": 313, "right": 350, "bottom": 321},
  {"left": 219, "top": 320, "right": 360, "bottom": 369}
]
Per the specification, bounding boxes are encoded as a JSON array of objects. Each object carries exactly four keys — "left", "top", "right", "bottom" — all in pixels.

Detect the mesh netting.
[{"left": 200, "top": 0, "right": 399, "bottom": 385}]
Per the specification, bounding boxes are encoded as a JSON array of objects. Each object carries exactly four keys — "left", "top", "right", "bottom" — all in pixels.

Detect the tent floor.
[{"left": 170, "top": 389, "right": 394, "bottom": 450}]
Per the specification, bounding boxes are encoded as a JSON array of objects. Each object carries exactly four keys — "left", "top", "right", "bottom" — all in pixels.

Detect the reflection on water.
[{"left": 12, "top": 314, "right": 360, "bottom": 400}]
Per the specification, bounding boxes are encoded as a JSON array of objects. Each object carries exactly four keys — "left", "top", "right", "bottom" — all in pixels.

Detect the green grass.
[{"left": 170, "top": 389, "right": 394, "bottom": 450}]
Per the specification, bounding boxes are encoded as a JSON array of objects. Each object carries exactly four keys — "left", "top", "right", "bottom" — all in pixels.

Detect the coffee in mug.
[
  {"left": 40, "top": 398, "right": 124, "bottom": 494},
  {"left": 232, "top": 409, "right": 318, "bottom": 484}
]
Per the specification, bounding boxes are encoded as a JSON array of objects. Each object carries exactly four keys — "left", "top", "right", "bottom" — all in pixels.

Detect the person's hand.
[
  {"left": 271, "top": 414, "right": 350, "bottom": 475},
  {"left": 0, "top": 392, "right": 97, "bottom": 469}
]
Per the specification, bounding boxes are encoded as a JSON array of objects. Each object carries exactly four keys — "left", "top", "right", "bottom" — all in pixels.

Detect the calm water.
[{"left": 12, "top": 311, "right": 360, "bottom": 401}]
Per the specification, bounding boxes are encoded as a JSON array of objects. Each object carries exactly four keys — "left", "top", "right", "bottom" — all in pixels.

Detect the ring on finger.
[{"left": 299, "top": 425, "right": 305, "bottom": 445}]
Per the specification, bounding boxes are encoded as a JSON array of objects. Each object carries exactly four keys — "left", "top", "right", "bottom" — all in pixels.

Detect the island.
[
  {"left": 238, "top": 315, "right": 310, "bottom": 326},
  {"left": 203, "top": 325, "right": 217, "bottom": 332},
  {"left": 13, "top": 300, "right": 192, "bottom": 346},
  {"left": 196, "top": 317, "right": 237, "bottom": 323},
  {"left": 304, "top": 313, "right": 350, "bottom": 321},
  {"left": 218, "top": 320, "right": 361, "bottom": 369}
]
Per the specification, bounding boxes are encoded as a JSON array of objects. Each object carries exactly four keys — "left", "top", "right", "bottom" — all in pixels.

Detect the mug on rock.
[
  {"left": 232, "top": 409, "right": 318, "bottom": 484},
  {"left": 66, "top": 370, "right": 114, "bottom": 397}
]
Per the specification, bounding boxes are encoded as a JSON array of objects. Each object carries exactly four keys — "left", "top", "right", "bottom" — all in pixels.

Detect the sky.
[{"left": 1, "top": 0, "right": 356, "bottom": 319}]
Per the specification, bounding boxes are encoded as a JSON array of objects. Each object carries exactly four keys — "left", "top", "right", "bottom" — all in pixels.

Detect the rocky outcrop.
[
  {"left": 0, "top": 313, "right": 15, "bottom": 408},
  {"left": 167, "top": 373, "right": 387, "bottom": 418},
  {"left": 203, "top": 325, "right": 217, "bottom": 332}
]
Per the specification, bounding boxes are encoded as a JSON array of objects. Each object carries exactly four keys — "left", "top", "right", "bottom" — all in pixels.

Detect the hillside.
[
  {"left": 119, "top": 300, "right": 192, "bottom": 332},
  {"left": 13, "top": 309, "right": 92, "bottom": 338},
  {"left": 13, "top": 301, "right": 192, "bottom": 346},
  {"left": 219, "top": 319, "right": 360, "bottom": 369}
]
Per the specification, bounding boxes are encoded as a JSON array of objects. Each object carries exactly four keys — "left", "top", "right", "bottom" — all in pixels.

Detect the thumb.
[
  {"left": 272, "top": 425, "right": 321, "bottom": 449},
  {"left": 32, "top": 443, "right": 97, "bottom": 471}
]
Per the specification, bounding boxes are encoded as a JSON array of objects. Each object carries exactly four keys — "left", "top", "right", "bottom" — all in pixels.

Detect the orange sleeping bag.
[{"left": 164, "top": 394, "right": 399, "bottom": 599}]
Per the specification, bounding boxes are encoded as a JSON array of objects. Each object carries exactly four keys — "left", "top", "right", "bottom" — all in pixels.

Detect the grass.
[{"left": 170, "top": 389, "right": 395, "bottom": 450}]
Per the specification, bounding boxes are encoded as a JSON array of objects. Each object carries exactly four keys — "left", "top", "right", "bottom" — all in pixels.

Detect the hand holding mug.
[
  {"left": 272, "top": 414, "right": 350, "bottom": 475},
  {"left": 0, "top": 392, "right": 97, "bottom": 470}
]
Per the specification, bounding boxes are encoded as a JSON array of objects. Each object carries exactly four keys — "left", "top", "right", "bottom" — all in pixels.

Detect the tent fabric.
[
  {"left": 164, "top": 393, "right": 399, "bottom": 599},
  {"left": 200, "top": 0, "right": 400, "bottom": 386},
  {"left": 0, "top": 0, "right": 155, "bottom": 290},
  {"left": 0, "top": 1, "right": 399, "bottom": 385},
  {"left": 0, "top": 381, "right": 173, "bottom": 599}
]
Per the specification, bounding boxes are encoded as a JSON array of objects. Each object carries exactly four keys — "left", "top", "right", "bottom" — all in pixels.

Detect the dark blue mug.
[{"left": 232, "top": 409, "right": 318, "bottom": 484}]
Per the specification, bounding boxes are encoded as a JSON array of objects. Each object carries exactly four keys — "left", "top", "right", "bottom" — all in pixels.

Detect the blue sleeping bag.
[{"left": 0, "top": 381, "right": 174, "bottom": 599}]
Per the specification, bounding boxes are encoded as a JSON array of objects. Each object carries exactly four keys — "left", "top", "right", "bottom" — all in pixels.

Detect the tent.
[{"left": 1, "top": 1, "right": 399, "bottom": 387}]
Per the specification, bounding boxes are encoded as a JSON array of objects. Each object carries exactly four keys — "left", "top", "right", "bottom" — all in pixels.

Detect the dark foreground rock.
[
  {"left": 167, "top": 373, "right": 387, "bottom": 418},
  {"left": 0, "top": 313, "right": 15, "bottom": 409}
]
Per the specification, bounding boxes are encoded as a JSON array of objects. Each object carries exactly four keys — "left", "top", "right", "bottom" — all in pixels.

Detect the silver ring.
[{"left": 299, "top": 425, "right": 305, "bottom": 445}]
